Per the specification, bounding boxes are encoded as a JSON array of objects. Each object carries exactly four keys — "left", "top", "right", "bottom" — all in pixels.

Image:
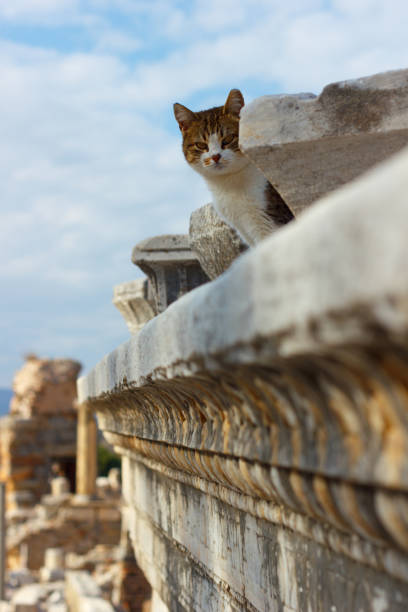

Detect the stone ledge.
[
  {"left": 78, "top": 146, "right": 408, "bottom": 569},
  {"left": 240, "top": 68, "right": 408, "bottom": 214},
  {"left": 78, "top": 145, "right": 408, "bottom": 402},
  {"left": 92, "top": 345, "right": 408, "bottom": 491},
  {"left": 79, "top": 126, "right": 408, "bottom": 609}
]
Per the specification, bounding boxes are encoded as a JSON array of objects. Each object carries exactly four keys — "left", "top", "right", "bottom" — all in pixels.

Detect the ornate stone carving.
[
  {"left": 113, "top": 279, "right": 155, "bottom": 334},
  {"left": 90, "top": 342, "right": 408, "bottom": 555},
  {"left": 131, "top": 235, "right": 209, "bottom": 313}
]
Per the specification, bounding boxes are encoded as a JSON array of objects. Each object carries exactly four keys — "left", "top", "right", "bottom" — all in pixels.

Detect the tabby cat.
[{"left": 174, "top": 89, "right": 294, "bottom": 246}]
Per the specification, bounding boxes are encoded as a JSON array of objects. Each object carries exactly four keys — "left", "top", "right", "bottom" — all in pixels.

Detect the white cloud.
[
  {"left": 99, "top": 1, "right": 408, "bottom": 110},
  {"left": 94, "top": 29, "right": 142, "bottom": 54},
  {"left": 0, "top": 41, "right": 207, "bottom": 307},
  {"left": 0, "top": 0, "right": 83, "bottom": 24}
]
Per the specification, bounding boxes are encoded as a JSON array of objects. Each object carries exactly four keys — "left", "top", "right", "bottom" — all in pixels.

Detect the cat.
[{"left": 173, "top": 89, "right": 294, "bottom": 246}]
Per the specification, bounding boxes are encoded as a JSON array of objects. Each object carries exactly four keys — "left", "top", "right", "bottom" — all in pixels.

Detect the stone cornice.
[
  {"left": 78, "top": 146, "right": 408, "bottom": 563},
  {"left": 78, "top": 146, "right": 408, "bottom": 402},
  {"left": 90, "top": 340, "right": 408, "bottom": 556},
  {"left": 93, "top": 346, "right": 408, "bottom": 489}
]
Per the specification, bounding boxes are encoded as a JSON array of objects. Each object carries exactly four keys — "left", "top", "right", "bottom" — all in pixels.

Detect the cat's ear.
[
  {"left": 223, "top": 89, "right": 245, "bottom": 117},
  {"left": 173, "top": 103, "right": 196, "bottom": 132}
]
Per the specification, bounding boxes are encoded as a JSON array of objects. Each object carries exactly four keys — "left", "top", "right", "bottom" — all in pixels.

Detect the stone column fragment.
[
  {"left": 240, "top": 68, "right": 408, "bottom": 215},
  {"left": 51, "top": 477, "right": 70, "bottom": 497},
  {"left": 76, "top": 404, "right": 97, "bottom": 498},
  {"left": 113, "top": 279, "right": 155, "bottom": 334},
  {"left": 132, "top": 235, "right": 209, "bottom": 313}
]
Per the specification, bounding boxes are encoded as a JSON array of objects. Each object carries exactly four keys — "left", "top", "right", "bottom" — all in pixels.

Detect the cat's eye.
[
  {"left": 194, "top": 142, "right": 208, "bottom": 151},
  {"left": 221, "top": 134, "right": 235, "bottom": 148}
]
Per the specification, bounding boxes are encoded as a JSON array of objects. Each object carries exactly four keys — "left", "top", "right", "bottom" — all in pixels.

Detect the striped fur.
[{"left": 174, "top": 90, "right": 294, "bottom": 246}]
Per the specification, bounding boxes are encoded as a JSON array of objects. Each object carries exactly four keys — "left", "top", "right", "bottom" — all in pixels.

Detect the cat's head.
[{"left": 173, "top": 89, "right": 248, "bottom": 178}]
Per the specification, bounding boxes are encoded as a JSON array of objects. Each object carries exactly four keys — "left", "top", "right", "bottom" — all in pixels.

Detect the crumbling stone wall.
[
  {"left": 0, "top": 356, "right": 80, "bottom": 511},
  {"left": 7, "top": 496, "right": 121, "bottom": 571}
]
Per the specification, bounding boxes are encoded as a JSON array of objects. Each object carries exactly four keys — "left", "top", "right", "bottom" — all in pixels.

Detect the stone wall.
[
  {"left": 7, "top": 496, "right": 121, "bottom": 571},
  {"left": 0, "top": 356, "right": 80, "bottom": 512},
  {"left": 10, "top": 356, "right": 80, "bottom": 419},
  {"left": 78, "top": 69, "right": 408, "bottom": 611},
  {"left": 1, "top": 359, "right": 154, "bottom": 611}
]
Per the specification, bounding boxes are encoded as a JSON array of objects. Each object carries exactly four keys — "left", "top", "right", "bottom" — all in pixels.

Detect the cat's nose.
[{"left": 212, "top": 154, "right": 221, "bottom": 163}]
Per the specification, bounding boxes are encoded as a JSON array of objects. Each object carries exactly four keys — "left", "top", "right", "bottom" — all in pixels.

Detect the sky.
[{"left": 1, "top": 0, "right": 408, "bottom": 388}]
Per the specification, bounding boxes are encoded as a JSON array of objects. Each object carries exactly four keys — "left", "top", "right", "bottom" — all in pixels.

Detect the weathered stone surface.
[
  {"left": 150, "top": 591, "right": 168, "bottom": 612},
  {"left": 125, "top": 458, "right": 408, "bottom": 612},
  {"left": 39, "top": 567, "right": 65, "bottom": 583},
  {"left": 79, "top": 144, "right": 408, "bottom": 411},
  {"left": 11, "top": 583, "right": 47, "bottom": 610},
  {"left": 110, "top": 551, "right": 151, "bottom": 612},
  {"left": 75, "top": 404, "right": 97, "bottom": 498},
  {"left": 0, "top": 413, "right": 77, "bottom": 510},
  {"left": 7, "top": 570, "right": 35, "bottom": 589},
  {"left": 131, "top": 234, "right": 209, "bottom": 313},
  {"left": 47, "top": 605, "right": 67, "bottom": 612},
  {"left": 65, "top": 571, "right": 115, "bottom": 612},
  {"left": 107, "top": 469, "right": 120, "bottom": 492},
  {"left": 79, "top": 145, "right": 408, "bottom": 610},
  {"left": 50, "top": 479, "right": 70, "bottom": 498},
  {"left": 189, "top": 204, "right": 247, "bottom": 280},
  {"left": 10, "top": 356, "right": 81, "bottom": 418},
  {"left": 112, "top": 279, "right": 155, "bottom": 334},
  {"left": 240, "top": 68, "right": 408, "bottom": 215},
  {"left": 7, "top": 498, "right": 121, "bottom": 571},
  {"left": 44, "top": 548, "right": 64, "bottom": 571}
]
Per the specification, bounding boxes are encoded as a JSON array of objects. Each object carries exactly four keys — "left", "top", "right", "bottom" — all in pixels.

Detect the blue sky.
[{"left": 1, "top": 0, "right": 408, "bottom": 387}]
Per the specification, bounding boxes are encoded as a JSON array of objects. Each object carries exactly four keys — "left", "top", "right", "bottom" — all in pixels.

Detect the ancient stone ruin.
[
  {"left": 2, "top": 67, "right": 408, "bottom": 612},
  {"left": 0, "top": 356, "right": 150, "bottom": 611},
  {"left": 0, "top": 355, "right": 80, "bottom": 512},
  {"left": 78, "top": 68, "right": 408, "bottom": 611}
]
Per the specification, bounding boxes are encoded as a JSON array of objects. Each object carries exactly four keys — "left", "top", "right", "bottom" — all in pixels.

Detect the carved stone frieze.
[
  {"left": 79, "top": 145, "right": 408, "bottom": 608},
  {"left": 112, "top": 279, "right": 155, "bottom": 334},
  {"left": 131, "top": 234, "right": 209, "bottom": 313},
  {"left": 92, "top": 344, "right": 408, "bottom": 487},
  {"left": 90, "top": 341, "right": 408, "bottom": 555}
]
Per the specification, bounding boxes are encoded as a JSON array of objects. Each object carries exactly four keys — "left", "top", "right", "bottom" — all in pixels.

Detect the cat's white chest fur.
[
  {"left": 173, "top": 89, "right": 290, "bottom": 246},
  {"left": 204, "top": 162, "right": 274, "bottom": 246}
]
